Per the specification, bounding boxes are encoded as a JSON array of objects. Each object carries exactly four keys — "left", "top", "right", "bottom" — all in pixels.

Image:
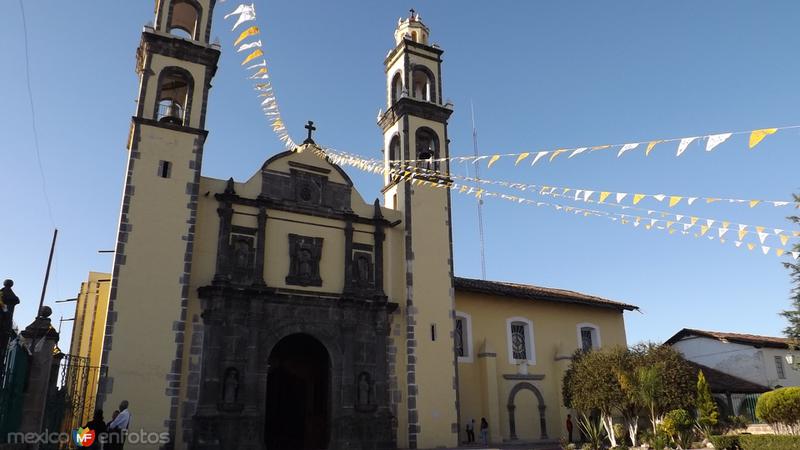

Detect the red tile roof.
[
  {"left": 666, "top": 328, "right": 791, "bottom": 349},
  {"left": 453, "top": 277, "right": 638, "bottom": 311}
]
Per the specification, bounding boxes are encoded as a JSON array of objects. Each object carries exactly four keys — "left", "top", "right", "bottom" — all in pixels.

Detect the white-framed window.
[
  {"left": 576, "top": 323, "right": 601, "bottom": 352},
  {"left": 775, "top": 355, "right": 787, "bottom": 380},
  {"left": 454, "top": 311, "right": 473, "bottom": 363},
  {"left": 506, "top": 317, "right": 535, "bottom": 365}
]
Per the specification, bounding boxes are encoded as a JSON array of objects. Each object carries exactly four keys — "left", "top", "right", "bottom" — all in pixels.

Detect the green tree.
[
  {"left": 614, "top": 346, "right": 645, "bottom": 447},
  {"left": 782, "top": 194, "right": 800, "bottom": 355},
  {"left": 562, "top": 348, "right": 625, "bottom": 447},
  {"left": 696, "top": 369, "right": 719, "bottom": 438},
  {"left": 636, "top": 362, "right": 664, "bottom": 436}
]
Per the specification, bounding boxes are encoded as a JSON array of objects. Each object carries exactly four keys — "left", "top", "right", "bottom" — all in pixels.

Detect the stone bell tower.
[
  {"left": 100, "top": 0, "right": 220, "bottom": 444},
  {"left": 378, "top": 10, "right": 459, "bottom": 449}
]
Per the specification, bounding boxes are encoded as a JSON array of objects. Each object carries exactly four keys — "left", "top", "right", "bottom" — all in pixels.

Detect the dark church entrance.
[{"left": 265, "top": 333, "right": 330, "bottom": 450}]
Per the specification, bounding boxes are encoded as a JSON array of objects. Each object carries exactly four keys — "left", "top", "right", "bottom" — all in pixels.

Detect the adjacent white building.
[{"left": 666, "top": 328, "right": 799, "bottom": 389}]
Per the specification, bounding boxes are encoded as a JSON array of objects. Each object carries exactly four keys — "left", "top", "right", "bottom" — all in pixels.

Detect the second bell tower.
[{"left": 379, "top": 11, "right": 459, "bottom": 449}]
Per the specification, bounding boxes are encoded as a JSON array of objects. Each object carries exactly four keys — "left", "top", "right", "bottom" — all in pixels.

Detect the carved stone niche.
[
  {"left": 229, "top": 234, "right": 255, "bottom": 285},
  {"left": 355, "top": 371, "right": 377, "bottom": 412},
  {"left": 286, "top": 234, "right": 323, "bottom": 287},
  {"left": 351, "top": 250, "right": 374, "bottom": 289}
]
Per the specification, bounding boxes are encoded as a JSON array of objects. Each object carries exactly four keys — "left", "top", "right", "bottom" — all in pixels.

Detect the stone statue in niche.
[
  {"left": 230, "top": 235, "right": 254, "bottom": 284},
  {"left": 352, "top": 252, "right": 373, "bottom": 288},
  {"left": 357, "top": 372, "right": 371, "bottom": 407},
  {"left": 286, "top": 234, "right": 323, "bottom": 287},
  {"left": 223, "top": 367, "right": 239, "bottom": 404}
]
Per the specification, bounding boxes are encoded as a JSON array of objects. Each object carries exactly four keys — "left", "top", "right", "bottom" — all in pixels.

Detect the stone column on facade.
[
  {"left": 477, "top": 338, "right": 501, "bottom": 444},
  {"left": 18, "top": 306, "right": 60, "bottom": 439},
  {"left": 255, "top": 207, "right": 267, "bottom": 285},
  {"left": 213, "top": 197, "right": 234, "bottom": 284},
  {"left": 553, "top": 348, "right": 574, "bottom": 442},
  {"left": 372, "top": 200, "right": 386, "bottom": 297},
  {"left": 343, "top": 218, "right": 354, "bottom": 294}
]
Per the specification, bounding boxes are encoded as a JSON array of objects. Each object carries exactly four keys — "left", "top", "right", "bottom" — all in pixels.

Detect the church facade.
[{"left": 98, "top": 1, "right": 637, "bottom": 449}]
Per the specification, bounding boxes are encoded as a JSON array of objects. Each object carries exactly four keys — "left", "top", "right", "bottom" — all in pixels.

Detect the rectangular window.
[
  {"left": 581, "top": 328, "right": 594, "bottom": 352},
  {"left": 158, "top": 160, "right": 172, "bottom": 178},
  {"left": 511, "top": 323, "right": 527, "bottom": 360},
  {"left": 775, "top": 355, "right": 786, "bottom": 379},
  {"left": 454, "top": 318, "right": 464, "bottom": 357}
]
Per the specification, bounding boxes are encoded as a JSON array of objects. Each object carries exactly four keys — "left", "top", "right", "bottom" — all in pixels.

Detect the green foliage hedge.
[
  {"left": 756, "top": 387, "right": 800, "bottom": 427},
  {"left": 710, "top": 435, "right": 739, "bottom": 449},
  {"left": 710, "top": 434, "right": 800, "bottom": 450},
  {"left": 739, "top": 435, "right": 800, "bottom": 450}
]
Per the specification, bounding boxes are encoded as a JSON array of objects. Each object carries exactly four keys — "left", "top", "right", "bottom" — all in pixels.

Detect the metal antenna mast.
[{"left": 471, "top": 101, "right": 487, "bottom": 280}]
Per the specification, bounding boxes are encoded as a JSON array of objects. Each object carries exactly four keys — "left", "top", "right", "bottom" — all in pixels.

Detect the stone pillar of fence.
[
  {"left": 0, "top": 279, "right": 21, "bottom": 379},
  {"left": 17, "top": 306, "right": 59, "bottom": 440}
]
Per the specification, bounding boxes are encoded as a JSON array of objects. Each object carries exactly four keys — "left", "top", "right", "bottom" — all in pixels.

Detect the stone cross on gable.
[{"left": 303, "top": 121, "right": 316, "bottom": 144}]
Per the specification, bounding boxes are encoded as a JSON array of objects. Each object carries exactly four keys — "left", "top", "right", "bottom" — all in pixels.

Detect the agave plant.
[{"left": 578, "top": 414, "right": 607, "bottom": 450}]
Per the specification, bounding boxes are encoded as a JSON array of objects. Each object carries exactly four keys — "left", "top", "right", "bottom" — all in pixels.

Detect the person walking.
[
  {"left": 480, "top": 417, "right": 489, "bottom": 446},
  {"left": 465, "top": 418, "right": 475, "bottom": 443}
]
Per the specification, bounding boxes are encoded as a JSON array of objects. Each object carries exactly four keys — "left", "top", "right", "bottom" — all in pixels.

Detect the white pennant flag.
[
  {"left": 618, "top": 143, "right": 639, "bottom": 158},
  {"left": 676, "top": 215, "right": 684, "bottom": 222},
  {"left": 718, "top": 227, "right": 729, "bottom": 238},
  {"left": 653, "top": 194, "right": 666, "bottom": 202},
  {"left": 676, "top": 137, "right": 698, "bottom": 156},
  {"left": 687, "top": 197, "right": 697, "bottom": 205},
  {"left": 574, "top": 190, "right": 583, "bottom": 201},
  {"left": 762, "top": 246, "right": 771, "bottom": 255},
  {"left": 706, "top": 133, "right": 732, "bottom": 152},
  {"left": 583, "top": 190, "right": 594, "bottom": 202},
  {"left": 225, "top": 3, "right": 257, "bottom": 31},
  {"left": 773, "top": 201, "right": 790, "bottom": 207},
  {"left": 238, "top": 40, "right": 263, "bottom": 52},
  {"left": 706, "top": 219, "right": 715, "bottom": 228},
  {"left": 793, "top": 251, "right": 800, "bottom": 260},
  {"left": 616, "top": 193, "right": 628, "bottom": 203},
  {"left": 247, "top": 60, "right": 267, "bottom": 70},
  {"left": 757, "top": 232, "right": 769, "bottom": 244},
  {"left": 531, "top": 151, "right": 548, "bottom": 166},
  {"left": 735, "top": 241, "right": 743, "bottom": 248},
  {"left": 569, "top": 147, "right": 588, "bottom": 158},
  {"left": 683, "top": 223, "right": 692, "bottom": 231}
]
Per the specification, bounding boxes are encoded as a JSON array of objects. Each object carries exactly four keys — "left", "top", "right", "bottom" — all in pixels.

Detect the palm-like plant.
[
  {"left": 578, "top": 414, "right": 607, "bottom": 450},
  {"left": 636, "top": 363, "right": 665, "bottom": 436}
]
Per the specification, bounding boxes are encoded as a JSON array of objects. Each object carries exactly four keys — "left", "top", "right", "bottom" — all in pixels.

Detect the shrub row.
[{"left": 710, "top": 434, "right": 800, "bottom": 450}]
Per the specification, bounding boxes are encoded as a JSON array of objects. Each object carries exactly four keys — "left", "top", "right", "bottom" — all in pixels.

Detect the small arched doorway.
[
  {"left": 265, "top": 333, "right": 330, "bottom": 449},
  {"left": 507, "top": 382, "right": 548, "bottom": 440}
]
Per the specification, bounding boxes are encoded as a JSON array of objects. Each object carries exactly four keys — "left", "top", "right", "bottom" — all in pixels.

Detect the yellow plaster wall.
[{"left": 455, "top": 290, "right": 628, "bottom": 443}]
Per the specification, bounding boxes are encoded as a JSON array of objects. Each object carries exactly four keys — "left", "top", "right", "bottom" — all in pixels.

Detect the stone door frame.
[{"left": 506, "top": 381, "right": 547, "bottom": 440}]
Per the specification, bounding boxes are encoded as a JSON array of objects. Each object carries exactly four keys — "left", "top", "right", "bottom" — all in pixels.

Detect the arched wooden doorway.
[
  {"left": 265, "top": 333, "right": 330, "bottom": 449},
  {"left": 507, "top": 382, "right": 548, "bottom": 440}
]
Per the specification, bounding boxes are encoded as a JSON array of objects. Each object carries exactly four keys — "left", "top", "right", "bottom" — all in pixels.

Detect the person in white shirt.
[{"left": 107, "top": 400, "right": 131, "bottom": 449}]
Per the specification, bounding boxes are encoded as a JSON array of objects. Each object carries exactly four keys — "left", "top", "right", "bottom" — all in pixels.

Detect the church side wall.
[{"left": 454, "top": 291, "right": 628, "bottom": 443}]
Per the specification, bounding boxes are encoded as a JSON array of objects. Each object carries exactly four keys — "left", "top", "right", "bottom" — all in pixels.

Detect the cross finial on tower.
[
  {"left": 303, "top": 120, "right": 316, "bottom": 144},
  {"left": 409, "top": 9, "right": 415, "bottom": 19}
]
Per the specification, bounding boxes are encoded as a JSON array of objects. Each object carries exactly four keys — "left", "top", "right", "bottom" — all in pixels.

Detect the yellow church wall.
[
  {"left": 455, "top": 290, "right": 629, "bottom": 443},
  {"left": 104, "top": 123, "right": 203, "bottom": 439}
]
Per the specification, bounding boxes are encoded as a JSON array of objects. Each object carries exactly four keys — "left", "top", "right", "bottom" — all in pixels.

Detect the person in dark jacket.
[{"left": 83, "top": 409, "right": 107, "bottom": 449}]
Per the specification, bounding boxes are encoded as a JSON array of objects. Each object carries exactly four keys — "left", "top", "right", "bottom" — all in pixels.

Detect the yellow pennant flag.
[
  {"left": 756, "top": 226, "right": 765, "bottom": 234},
  {"left": 666, "top": 221, "right": 674, "bottom": 228},
  {"left": 633, "top": 194, "right": 646, "bottom": 205},
  {"left": 549, "top": 149, "right": 567, "bottom": 162},
  {"left": 749, "top": 200, "right": 761, "bottom": 208},
  {"left": 487, "top": 155, "right": 501, "bottom": 168},
  {"left": 234, "top": 25, "right": 261, "bottom": 46},
  {"left": 706, "top": 198, "right": 720, "bottom": 204},
  {"left": 668, "top": 196, "right": 682, "bottom": 207},
  {"left": 591, "top": 145, "right": 610, "bottom": 151},
  {"left": 723, "top": 221, "right": 730, "bottom": 229},
  {"left": 241, "top": 48, "right": 264, "bottom": 65},
  {"left": 780, "top": 234, "right": 790, "bottom": 246},
  {"left": 749, "top": 128, "right": 778, "bottom": 149},
  {"left": 700, "top": 225, "right": 710, "bottom": 236},
  {"left": 690, "top": 217, "right": 698, "bottom": 226},
  {"left": 738, "top": 226, "right": 748, "bottom": 241},
  {"left": 645, "top": 140, "right": 662, "bottom": 156},
  {"left": 515, "top": 152, "right": 529, "bottom": 165},
  {"left": 669, "top": 228, "right": 676, "bottom": 235},
  {"left": 251, "top": 67, "right": 268, "bottom": 77},
  {"left": 599, "top": 192, "right": 611, "bottom": 203},
  {"left": 777, "top": 248, "right": 786, "bottom": 257},
  {"left": 747, "top": 243, "right": 755, "bottom": 251}
]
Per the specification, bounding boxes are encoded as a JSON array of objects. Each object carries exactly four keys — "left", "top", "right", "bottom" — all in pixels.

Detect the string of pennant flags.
[
  {"left": 220, "top": 2, "right": 798, "bottom": 261},
  {"left": 350, "top": 124, "right": 798, "bottom": 168},
  {"left": 224, "top": 3, "right": 296, "bottom": 149},
  {"left": 318, "top": 149, "right": 800, "bottom": 248}
]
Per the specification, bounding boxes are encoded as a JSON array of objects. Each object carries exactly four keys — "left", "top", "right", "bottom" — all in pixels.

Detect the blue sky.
[{"left": 1, "top": 1, "right": 799, "bottom": 350}]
